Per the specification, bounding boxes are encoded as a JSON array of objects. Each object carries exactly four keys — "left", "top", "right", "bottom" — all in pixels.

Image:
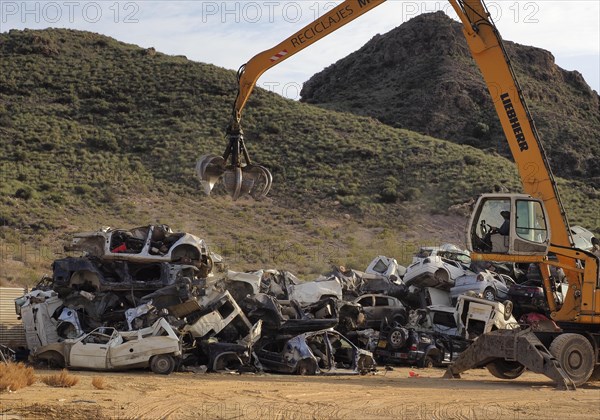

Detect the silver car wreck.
[
  {"left": 65, "top": 224, "right": 214, "bottom": 276},
  {"left": 255, "top": 329, "right": 375, "bottom": 375}
]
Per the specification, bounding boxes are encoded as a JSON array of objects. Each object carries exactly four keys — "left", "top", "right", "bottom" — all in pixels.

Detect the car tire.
[
  {"left": 295, "top": 359, "right": 317, "bottom": 376},
  {"left": 357, "top": 354, "right": 375, "bottom": 375},
  {"left": 40, "top": 351, "right": 65, "bottom": 369},
  {"left": 420, "top": 355, "right": 435, "bottom": 369},
  {"left": 483, "top": 288, "right": 496, "bottom": 301},
  {"left": 549, "top": 334, "right": 594, "bottom": 386},
  {"left": 213, "top": 353, "right": 243, "bottom": 372},
  {"left": 392, "top": 314, "right": 406, "bottom": 326},
  {"left": 486, "top": 360, "right": 525, "bottom": 379},
  {"left": 150, "top": 354, "right": 176, "bottom": 375},
  {"left": 388, "top": 327, "right": 407, "bottom": 349}
]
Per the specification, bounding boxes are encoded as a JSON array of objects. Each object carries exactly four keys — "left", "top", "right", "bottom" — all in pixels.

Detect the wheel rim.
[
  {"left": 156, "top": 358, "right": 170, "bottom": 372},
  {"left": 390, "top": 331, "right": 402, "bottom": 346},
  {"left": 568, "top": 351, "right": 583, "bottom": 370},
  {"left": 484, "top": 290, "right": 495, "bottom": 301}
]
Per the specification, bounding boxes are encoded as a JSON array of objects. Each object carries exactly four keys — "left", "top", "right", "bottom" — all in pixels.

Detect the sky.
[{"left": 1, "top": 0, "right": 598, "bottom": 99}]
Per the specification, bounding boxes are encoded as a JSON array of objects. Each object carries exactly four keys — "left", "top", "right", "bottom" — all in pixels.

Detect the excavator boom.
[{"left": 197, "top": 0, "right": 387, "bottom": 200}]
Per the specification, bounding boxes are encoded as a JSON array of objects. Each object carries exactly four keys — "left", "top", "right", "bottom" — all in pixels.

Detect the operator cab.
[{"left": 467, "top": 193, "right": 550, "bottom": 256}]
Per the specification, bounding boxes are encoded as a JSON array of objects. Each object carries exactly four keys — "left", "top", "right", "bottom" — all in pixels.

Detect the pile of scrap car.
[{"left": 13, "top": 224, "right": 572, "bottom": 377}]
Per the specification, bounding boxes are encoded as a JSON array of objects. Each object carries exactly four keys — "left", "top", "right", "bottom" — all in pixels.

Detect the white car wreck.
[
  {"left": 403, "top": 244, "right": 473, "bottom": 290},
  {"left": 34, "top": 318, "right": 181, "bottom": 374},
  {"left": 65, "top": 225, "right": 214, "bottom": 275},
  {"left": 221, "top": 269, "right": 342, "bottom": 304},
  {"left": 407, "top": 295, "right": 518, "bottom": 340}
]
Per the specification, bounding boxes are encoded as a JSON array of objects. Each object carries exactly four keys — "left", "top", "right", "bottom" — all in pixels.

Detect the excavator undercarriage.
[{"left": 443, "top": 328, "right": 578, "bottom": 390}]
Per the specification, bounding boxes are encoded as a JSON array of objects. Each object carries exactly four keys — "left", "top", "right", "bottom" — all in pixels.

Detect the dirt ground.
[{"left": 1, "top": 367, "right": 599, "bottom": 419}]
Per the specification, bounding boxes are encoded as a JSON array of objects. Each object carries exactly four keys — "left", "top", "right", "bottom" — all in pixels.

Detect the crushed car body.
[
  {"left": 205, "top": 320, "right": 263, "bottom": 372},
  {"left": 34, "top": 317, "right": 181, "bottom": 374},
  {"left": 16, "top": 290, "right": 64, "bottom": 349},
  {"left": 65, "top": 224, "right": 214, "bottom": 276},
  {"left": 403, "top": 244, "right": 473, "bottom": 290},
  {"left": 222, "top": 269, "right": 342, "bottom": 303},
  {"left": 181, "top": 290, "right": 252, "bottom": 340},
  {"left": 375, "top": 323, "right": 470, "bottom": 368},
  {"left": 241, "top": 293, "right": 339, "bottom": 336},
  {"left": 353, "top": 294, "right": 407, "bottom": 329},
  {"left": 52, "top": 257, "right": 202, "bottom": 293},
  {"left": 450, "top": 270, "right": 515, "bottom": 303},
  {"left": 255, "top": 329, "right": 375, "bottom": 375}
]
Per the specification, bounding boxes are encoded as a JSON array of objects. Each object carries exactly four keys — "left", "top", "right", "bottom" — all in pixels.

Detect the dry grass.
[
  {"left": 0, "top": 362, "right": 36, "bottom": 392},
  {"left": 41, "top": 369, "right": 79, "bottom": 388},
  {"left": 91, "top": 376, "right": 106, "bottom": 390}
]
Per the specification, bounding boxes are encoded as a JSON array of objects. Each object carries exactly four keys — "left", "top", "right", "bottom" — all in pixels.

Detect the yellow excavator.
[{"left": 196, "top": 0, "right": 600, "bottom": 388}]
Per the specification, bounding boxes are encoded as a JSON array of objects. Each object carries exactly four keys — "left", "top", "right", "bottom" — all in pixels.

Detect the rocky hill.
[
  {"left": 0, "top": 28, "right": 598, "bottom": 285},
  {"left": 300, "top": 12, "right": 600, "bottom": 184}
]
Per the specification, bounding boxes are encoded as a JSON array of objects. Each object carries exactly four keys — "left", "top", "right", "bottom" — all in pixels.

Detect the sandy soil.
[{"left": 1, "top": 367, "right": 599, "bottom": 419}]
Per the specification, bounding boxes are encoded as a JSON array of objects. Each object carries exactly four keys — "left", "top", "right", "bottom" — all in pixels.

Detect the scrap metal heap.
[{"left": 11, "top": 230, "right": 577, "bottom": 386}]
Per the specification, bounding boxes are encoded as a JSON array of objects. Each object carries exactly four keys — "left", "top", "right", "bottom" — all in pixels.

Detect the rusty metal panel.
[{"left": 0, "top": 287, "right": 27, "bottom": 347}]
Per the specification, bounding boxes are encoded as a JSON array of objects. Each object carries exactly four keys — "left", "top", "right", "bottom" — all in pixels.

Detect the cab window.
[{"left": 516, "top": 200, "right": 548, "bottom": 243}]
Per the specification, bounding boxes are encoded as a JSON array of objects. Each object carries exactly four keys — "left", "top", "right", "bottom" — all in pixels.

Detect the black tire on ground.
[
  {"left": 150, "top": 354, "right": 176, "bottom": 375},
  {"left": 483, "top": 288, "right": 496, "bottom": 301},
  {"left": 295, "top": 359, "right": 318, "bottom": 375},
  {"left": 41, "top": 351, "right": 66, "bottom": 369},
  {"left": 213, "top": 354, "right": 243, "bottom": 372},
  {"left": 486, "top": 359, "right": 526, "bottom": 379},
  {"left": 357, "top": 354, "right": 375, "bottom": 374},
  {"left": 420, "top": 356, "right": 435, "bottom": 369},
  {"left": 388, "top": 328, "right": 407, "bottom": 350},
  {"left": 549, "top": 333, "right": 594, "bottom": 386}
]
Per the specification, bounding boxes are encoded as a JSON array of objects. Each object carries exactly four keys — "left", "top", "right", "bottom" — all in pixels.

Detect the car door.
[
  {"left": 69, "top": 328, "right": 115, "bottom": 369},
  {"left": 107, "top": 332, "right": 146, "bottom": 368},
  {"left": 107, "top": 227, "right": 153, "bottom": 260},
  {"left": 356, "top": 296, "right": 375, "bottom": 327},
  {"left": 326, "top": 331, "right": 356, "bottom": 372},
  {"left": 496, "top": 274, "right": 514, "bottom": 300},
  {"left": 370, "top": 296, "right": 391, "bottom": 322}
]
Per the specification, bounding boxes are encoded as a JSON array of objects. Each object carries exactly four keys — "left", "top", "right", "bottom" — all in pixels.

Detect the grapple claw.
[
  {"left": 197, "top": 131, "right": 272, "bottom": 200},
  {"left": 223, "top": 166, "right": 243, "bottom": 200},
  {"left": 196, "top": 157, "right": 272, "bottom": 201},
  {"left": 196, "top": 154, "right": 226, "bottom": 195},
  {"left": 245, "top": 164, "right": 272, "bottom": 200}
]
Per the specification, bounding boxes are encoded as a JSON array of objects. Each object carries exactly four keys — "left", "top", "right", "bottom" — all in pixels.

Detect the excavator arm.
[
  {"left": 197, "top": 0, "right": 387, "bottom": 200},
  {"left": 230, "top": 0, "right": 387, "bottom": 130}
]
